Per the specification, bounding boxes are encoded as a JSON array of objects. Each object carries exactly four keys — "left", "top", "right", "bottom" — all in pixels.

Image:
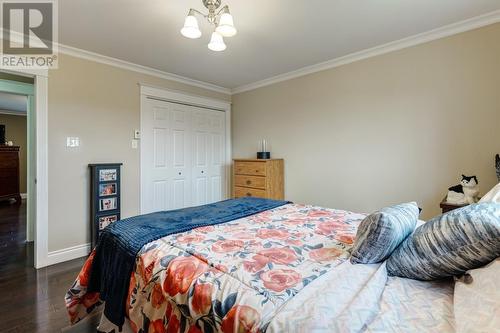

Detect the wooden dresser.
[
  {"left": 233, "top": 159, "right": 284, "bottom": 200},
  {"left": 0, "top": 146, "right": 21, "bottom": 203}
]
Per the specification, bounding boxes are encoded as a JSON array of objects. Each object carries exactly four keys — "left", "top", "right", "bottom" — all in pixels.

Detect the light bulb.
[
  {"left": 208, "top": 31, "right": 226, "bottom": 51},
  {"left": 181, "top": 15, "right": 201, "bottom": 39}
]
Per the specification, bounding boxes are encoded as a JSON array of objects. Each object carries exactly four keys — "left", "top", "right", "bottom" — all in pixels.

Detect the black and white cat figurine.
[{"left": 447, "top": 175, "right": 480, "bottom": 205}]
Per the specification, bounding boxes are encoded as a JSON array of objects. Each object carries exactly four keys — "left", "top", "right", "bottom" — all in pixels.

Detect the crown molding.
[
  {"left": 232, "top": 10, "right": 500, "bottom": 94},
  {"left": 58, "top": 44, "right": 232, "bottom": 95},
  {"left": 2, "top": 29, "right": 231, "bottom": 94},
  {"left": 3, "top": 10, "right": 500, "bottom": 96}
]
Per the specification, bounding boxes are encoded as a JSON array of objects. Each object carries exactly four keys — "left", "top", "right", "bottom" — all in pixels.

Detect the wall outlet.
[
  {"left": 131, "top": 139, "right": 138, "bottom": 149},
  {"left": 134, "top": 130, "right": 140, "bottom": 139},
  {"left": 66, "top": 137, "right": 80, "bottom": 147}
]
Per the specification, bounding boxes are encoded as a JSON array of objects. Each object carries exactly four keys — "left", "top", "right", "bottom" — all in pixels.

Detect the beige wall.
[
  {"left": 0, "top": 114, "right": 27, "bottom": 193},
  {"left": 48, "top": 54, "right": 230, "bottom": 252},
  {"left": 232, "top": 23, "right": 500, "bottom": 219}
]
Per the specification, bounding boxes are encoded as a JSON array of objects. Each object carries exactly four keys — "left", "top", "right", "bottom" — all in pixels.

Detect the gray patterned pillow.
[
  {"left": 386, "top": 203, "right": 500, "bottom": 280},
  {"left": 350, "top": 202, "right": 419, "bottom": 264}
]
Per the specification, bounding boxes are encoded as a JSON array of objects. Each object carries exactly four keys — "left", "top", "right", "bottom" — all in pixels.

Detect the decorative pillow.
[
  {"left": 386, "top": 203, "right": 500, "bottom": 280},
  {"left": 350, "top": 202, "right": 419, "bottom": 264},
  {"left": 454, "top": 258, "right": 500, "bottom": 333},
  {"left": 479, "top": 182, "right": 500, "bottom": 203}
]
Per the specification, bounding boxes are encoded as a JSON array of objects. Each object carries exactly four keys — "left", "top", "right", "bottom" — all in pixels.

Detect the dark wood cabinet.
[{"left": 0, "top": 146, "right": 21, "bottom": 203}]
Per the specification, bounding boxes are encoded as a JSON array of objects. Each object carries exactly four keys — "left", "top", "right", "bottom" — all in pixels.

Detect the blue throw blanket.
[{"left": 87, "top": 197, "right": 290, "bottom": 327}]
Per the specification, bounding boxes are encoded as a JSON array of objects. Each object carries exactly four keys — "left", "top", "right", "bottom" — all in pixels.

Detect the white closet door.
[
  {"left": 208, "top": 110, "right": 225, "bottom": 202},
  {"left": 141, "top": 98, "right": 191, "bottom": 214},
  {"left": 141, "top": 97, "right": 226, "bottom": 213},
  {"left": 169, "top": 103, "right": 192, "bottom": 210},
  {"left": 191, "top": 107, "right": 225, "bottom": 205},
  {"left": 191, "top": 108, "right": 210, "bottom": 206}
]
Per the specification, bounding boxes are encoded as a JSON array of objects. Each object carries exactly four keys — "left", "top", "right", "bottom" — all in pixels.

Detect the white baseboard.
[{"left": 46, "top": 243, "right": 91, "bottom": 266}]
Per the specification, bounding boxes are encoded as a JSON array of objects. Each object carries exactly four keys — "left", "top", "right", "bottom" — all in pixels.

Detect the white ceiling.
[
  {"left": 59, "top": 0, "right": 500, "bottom": 89},
  {"left": 0, "top": 92, "right": 27, "bottom": 113}
]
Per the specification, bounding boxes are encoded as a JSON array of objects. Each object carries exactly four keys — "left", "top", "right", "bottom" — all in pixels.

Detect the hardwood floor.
[{"left": 0, "top": 201, "right": 87, "bottom": 333}]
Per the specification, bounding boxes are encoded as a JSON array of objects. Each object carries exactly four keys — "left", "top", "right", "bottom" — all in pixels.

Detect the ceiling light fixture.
[
  {"left": 180, "top": 0, "right": 237, "bottom": 52},
  {"left": 208, "top": 31, "right": 226, "bottom": 51}
]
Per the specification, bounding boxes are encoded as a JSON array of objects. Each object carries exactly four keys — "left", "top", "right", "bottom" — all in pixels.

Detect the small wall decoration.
[
  {"left": 89, "top": 163, "right": 122, "bottom": 248},
  {"left": 99, "top": 183, "right": 117, "bottom": 196},
  {"left": 99, "top": 215, "right": 118, "bottom": 230},
  {"left": 99, "top": 169, "right": 117, "bottom": 181}
]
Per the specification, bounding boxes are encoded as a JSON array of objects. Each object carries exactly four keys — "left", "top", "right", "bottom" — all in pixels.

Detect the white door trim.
[
  {"left": 139, "top": 84, "right": 232, "bottom": 213},
  {"left": 2, "top": 68, "right": 49, "bottom": 268}
]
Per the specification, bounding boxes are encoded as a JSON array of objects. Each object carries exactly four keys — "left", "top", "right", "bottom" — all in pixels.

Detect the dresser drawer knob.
[
  {"left": 246, "top": 192, "right": 252, "bottom": 197},
  {"left": 246, "top": 180, "right": 251, "bottom": 185}
]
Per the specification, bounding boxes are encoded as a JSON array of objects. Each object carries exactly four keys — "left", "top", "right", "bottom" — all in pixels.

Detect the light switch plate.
[
  {"left": 131, "top": 139, "right": 138, "bottom": 149},
  {"left": 66, "top": 137, "right": 80, "bottom": 147},
  {"left": 134, "top": 130, "right": 140, "bottom": 139}
]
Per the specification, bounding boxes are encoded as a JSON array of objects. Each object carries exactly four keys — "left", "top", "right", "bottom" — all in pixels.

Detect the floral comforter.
[{"left": 66, "top": 203, "right": 365, "bottom": 332}]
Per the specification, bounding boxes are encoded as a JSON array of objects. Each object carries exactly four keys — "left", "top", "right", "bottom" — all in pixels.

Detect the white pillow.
[
  {"left": 454, "top": 258, "right": 500, "bottom": 333},
  {"left": 479, "top": 182, "right": 500, "bottom": 203}
]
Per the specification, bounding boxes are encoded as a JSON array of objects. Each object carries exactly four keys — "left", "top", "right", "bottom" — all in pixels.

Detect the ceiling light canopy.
[{"left": 180, "top": 0, "right": 237, "bottom": 52}]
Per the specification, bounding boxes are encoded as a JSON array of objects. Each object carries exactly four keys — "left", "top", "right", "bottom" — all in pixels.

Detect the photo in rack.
[
  {"left": 99, "top": 169, "right": 117, "bottom": 181},
  {"left": 99, "top": 197, "right": 117, "bottom": 211},
  {"left": 99, "top": 183, "right": 116, "bottom": 196}
]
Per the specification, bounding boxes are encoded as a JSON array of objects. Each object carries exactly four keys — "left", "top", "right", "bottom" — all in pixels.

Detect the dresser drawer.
[
  {"left": 234, "top": 175, "right": 266, "bottom": 189},
  {"left": 0, "top": 171, "right": 18, "bottom": 196},
  {"left": 0, "top": 155, "right": 18, "bottom": 169},
  {"left": 234, "top": 186, "right": 267, "bottom": 199},
  {"left": 234, "top": 161, "right": 266, "bottom": 176}
]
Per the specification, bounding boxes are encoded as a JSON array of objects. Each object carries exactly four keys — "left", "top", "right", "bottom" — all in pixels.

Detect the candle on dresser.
[{"left": 257, "top": 139, "right": 270, "bottom": 159}]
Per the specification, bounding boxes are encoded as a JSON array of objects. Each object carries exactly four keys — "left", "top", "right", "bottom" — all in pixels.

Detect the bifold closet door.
[
  {"left": 141, "top": 98, "right": 192, "bottom": 214},
  {"left": 141, "top": 98, "right": 226, "bottom": 214},
  {"left": 191, "top": 107, "right": 225, "bottom": 206}
]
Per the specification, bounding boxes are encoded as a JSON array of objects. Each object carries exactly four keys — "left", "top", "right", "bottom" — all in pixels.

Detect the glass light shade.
[
  {"left": 216, "top": 13, "right": 237, "bottom": 37},
  {"left": 208, "top": 31, "right": 226, "bottom": 51},
  {"left": 181, "top": 15, "right": 202, "bottom": 39}
]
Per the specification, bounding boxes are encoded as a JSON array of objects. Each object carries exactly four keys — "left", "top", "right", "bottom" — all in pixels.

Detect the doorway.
[
  {"left": 0, "top": 73, "right": 35, "bottom": 269},
  {"left": 0, "top": 68, "right": 49, "bottom": 269}
]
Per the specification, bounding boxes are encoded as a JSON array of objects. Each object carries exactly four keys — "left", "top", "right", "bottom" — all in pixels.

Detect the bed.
[{"left": 65, "top": 198, "right": 496, "bottom": 333}]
